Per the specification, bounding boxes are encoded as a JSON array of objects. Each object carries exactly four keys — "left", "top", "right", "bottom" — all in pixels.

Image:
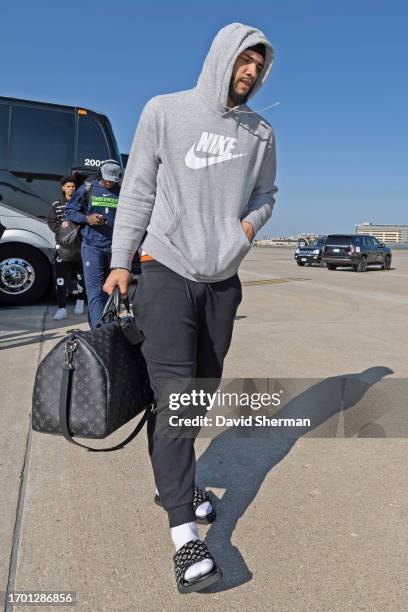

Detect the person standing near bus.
[
  {"left": 65, "top": 160, "right": 122, "bottom": 328},
  {"left": 47, "top": 176, "right": 86, "bottom": 320}
]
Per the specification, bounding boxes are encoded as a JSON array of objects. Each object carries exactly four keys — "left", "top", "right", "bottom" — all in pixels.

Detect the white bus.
[{"left": 0, "top": 96, "right": 123, "bottom": 305}]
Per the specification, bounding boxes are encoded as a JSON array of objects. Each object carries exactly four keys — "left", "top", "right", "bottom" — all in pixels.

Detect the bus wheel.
[{"left": 0, "top": 245, "right": 51, "bottom": 306}]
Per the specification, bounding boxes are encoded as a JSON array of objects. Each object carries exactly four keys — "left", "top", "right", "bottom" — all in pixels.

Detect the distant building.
[{"left": 355, "top": 222, "right": 408, "bottom": 243}]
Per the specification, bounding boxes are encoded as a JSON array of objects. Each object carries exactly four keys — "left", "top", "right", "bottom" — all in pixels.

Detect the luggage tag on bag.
[
  {"left": 118, "top": 315, "right": 145, "bottom": 346},
  {"left": 116, "top": 299, "right": 145, "bottom": 346}
]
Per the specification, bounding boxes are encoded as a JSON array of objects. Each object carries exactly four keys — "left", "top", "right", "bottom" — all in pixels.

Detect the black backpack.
[{"left": 56, "top": 182, "right": 92, "bottom": 260}]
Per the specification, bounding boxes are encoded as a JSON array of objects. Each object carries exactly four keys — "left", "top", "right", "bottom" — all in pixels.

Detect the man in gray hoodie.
[{"left": 104, "top": 22, "right": 277, "bottom": 593}]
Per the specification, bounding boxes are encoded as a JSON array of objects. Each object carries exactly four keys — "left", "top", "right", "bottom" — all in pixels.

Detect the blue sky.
[{"left": 2, "top": 1, "right": 407, "bottom": 237}]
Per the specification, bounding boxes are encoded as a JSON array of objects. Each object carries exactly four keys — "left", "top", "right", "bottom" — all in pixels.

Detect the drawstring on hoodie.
[{"left": 222, "top": 101, "right": 279, "bottom": 117}]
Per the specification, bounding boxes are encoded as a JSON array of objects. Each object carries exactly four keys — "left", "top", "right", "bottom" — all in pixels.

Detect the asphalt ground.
[{"left": 1, "top": 247, "right": 407, "bottom": 611}]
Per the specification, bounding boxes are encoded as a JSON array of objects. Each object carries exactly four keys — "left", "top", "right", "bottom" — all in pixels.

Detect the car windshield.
[
  {"left": 326, "top": 236, "right": 352, "bottom": 246},
  {"left": 311, "top": 239, "right": 325, "bottom": 247}
]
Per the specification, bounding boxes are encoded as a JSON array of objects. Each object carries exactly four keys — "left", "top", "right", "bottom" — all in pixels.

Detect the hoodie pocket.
[
  {"left": 165, "top": 211, "right": 181, "bottom": 240},
  {"left": 239, "top": 221, "right": 252, "bottom": 246},
  {"left": 165, "top": 212, "right": 251, "bottom": 278}
]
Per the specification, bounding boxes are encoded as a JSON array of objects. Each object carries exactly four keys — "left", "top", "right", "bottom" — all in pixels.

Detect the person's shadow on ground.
[{"left": 196, "top": 366, "right": 392, "bottom": 592}]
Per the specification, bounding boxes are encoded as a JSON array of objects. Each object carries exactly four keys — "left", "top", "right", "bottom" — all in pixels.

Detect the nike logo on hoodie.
[{"left": 185, "top": 131, "right": 247, "bottom": 169}]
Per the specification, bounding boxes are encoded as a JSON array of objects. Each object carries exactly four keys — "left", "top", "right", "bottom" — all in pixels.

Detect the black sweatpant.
[
  {"left": 133, "top": 260, "right": 242, "bottom": 528},
  {"left": 54, "top": 254, "right": 85, "bottom": 308}
]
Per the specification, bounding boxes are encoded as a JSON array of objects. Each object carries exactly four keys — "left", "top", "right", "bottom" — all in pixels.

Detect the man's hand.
[
  {"left": 241, "top": 221, "right": 255, "bottom": 242},
  {"left": 103, "top": 268, "right": 132, "bottom": 297},
  {"left": 87, "top": 213, "right": 105, "bottom": 225}
]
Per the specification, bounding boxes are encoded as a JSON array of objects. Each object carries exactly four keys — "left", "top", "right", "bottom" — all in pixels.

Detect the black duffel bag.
[{"left": 32, "top": 287, "right": 154, "bottom": 452}]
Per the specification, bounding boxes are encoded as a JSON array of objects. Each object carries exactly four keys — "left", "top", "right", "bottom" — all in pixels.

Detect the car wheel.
[
  {"left": 297, "top": 261, "right": 305, "bottom": 266},
  {"left": 327, "top": 264, "right": 337, "bottom": 270},
  {"left": 356, "top": 257, "right": 367, "bottom": 272},
  {"left": 382, "top": 255, "right": 391, "bottom": 270},
  {"left": 0, "top": 244, "right": 51, "bottom": 306}
]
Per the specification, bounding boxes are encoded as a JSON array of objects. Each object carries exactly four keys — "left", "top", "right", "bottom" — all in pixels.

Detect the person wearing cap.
[
  {"left": 47, "top": 175, "right": 86, "bottom": 321},
  {"left": 104, "top": 23, "right": 277, "bottom": 593},
  {"left": 65, "top": 160, "right": 122, "bottom": 328}
]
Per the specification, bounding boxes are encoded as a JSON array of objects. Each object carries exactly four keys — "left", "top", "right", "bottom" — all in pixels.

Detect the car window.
[
  {"left": 9, "top": 106, "right": 75, "bottom": 175},
  {"left": 326, "top": 236, "right": 351, "bottom": 246},
  {"left": 311, "top": 239, "right": 325, "bottom": 247},
  {"left": 372, "top": 237, "right": 381, "bottom": 247},
  {"left": 354, "top": 236, "right": 363, "bottom": 247},
  {"left": 0, "top": 104, "right": 9, "bottom": 168}
]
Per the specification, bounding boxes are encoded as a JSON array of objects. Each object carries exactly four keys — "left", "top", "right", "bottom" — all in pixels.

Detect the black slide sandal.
[
  {"left": 154, "top": 485, "right": 216, "bottom": 525},
  {"left": 173, "top": 539, "right": 222, "bottom": 594}
]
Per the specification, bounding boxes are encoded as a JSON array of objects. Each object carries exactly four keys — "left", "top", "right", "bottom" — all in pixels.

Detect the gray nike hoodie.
[{"left": 111, "top": 22, "right": 278, "bottom": 281}]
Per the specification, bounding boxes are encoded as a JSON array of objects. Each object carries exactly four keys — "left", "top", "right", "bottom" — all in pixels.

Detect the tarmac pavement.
[{"left": 1, "top": 247, "right": 407, "bottom": 611}]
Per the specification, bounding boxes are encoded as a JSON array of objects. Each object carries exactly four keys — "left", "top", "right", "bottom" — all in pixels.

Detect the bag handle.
[
  {"left": 59, "top": 354, "right": 153, "bottom": 452},
  {"left": 99, "top": 285, "right": 131, "bottom": 324}
]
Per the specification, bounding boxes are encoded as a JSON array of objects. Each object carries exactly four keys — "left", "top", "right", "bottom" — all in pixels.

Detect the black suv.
[
  {"left": 294, "top": 236, "right": 327, "bottom": 266},
  {"left": 322, "top": 234, "right": 392, "bottom": 271}
]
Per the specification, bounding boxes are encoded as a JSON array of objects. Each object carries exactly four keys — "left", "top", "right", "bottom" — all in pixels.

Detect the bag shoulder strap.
[
  {"left": 79, "top": 181, "right": 93, "bottom": 211},
  {"left": 59, "top": 363, "right": 152, "bottom": 452}
]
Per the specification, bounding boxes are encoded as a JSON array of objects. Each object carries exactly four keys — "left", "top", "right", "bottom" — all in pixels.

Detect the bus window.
[
  {"left": 0, "top": 104, "right": 9, "bottom": 169},
  {"left": 9, "top": 106, "right": 74, "bottom": 175},
  {"left": 76, "top": 115, "right": 111, "bottom": 169}
]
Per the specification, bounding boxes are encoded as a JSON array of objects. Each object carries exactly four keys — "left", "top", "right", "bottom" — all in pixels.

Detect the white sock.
[
  {"left": 195, "top": 500, "right": 213, "bottom": 517},
  {"left": 171, "top": 521, "right": 198, "bottom": 550},
  {"left": 171, "top": 522, "right": 213, "bottom": 582},
  {"left": 156, "top": 487, "right": 213, "bottom": 518}
]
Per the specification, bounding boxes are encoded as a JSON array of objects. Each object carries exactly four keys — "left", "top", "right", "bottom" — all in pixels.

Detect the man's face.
[
  {"left": 229, "top": 48, "right": 265, "bottom": 105},
  {"left": 100, "top": 179, "right": 117, "bottom": 190},
  {"left": 62, "top": 182, "right": 76, "bottom": 199}
]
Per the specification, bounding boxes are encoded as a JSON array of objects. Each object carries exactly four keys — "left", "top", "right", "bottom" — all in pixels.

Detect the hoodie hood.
[{"left": 196, "top": 22, "right": 274, "bottom": 115}]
